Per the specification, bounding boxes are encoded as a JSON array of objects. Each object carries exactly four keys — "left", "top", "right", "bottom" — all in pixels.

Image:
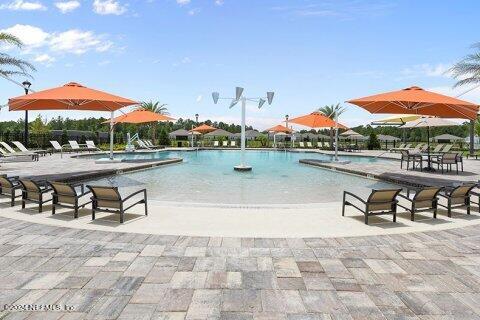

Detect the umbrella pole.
[
  {"left": 109, "top": 111, "right": 114, "bottom": 160},
  {"left": 334, "top": 113, "right": 339, "bottom": 161}
]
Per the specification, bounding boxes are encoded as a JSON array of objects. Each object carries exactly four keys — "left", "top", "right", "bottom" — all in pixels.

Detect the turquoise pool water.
[{"left": 86, "top": 150, "right": 398, "bottom": 205}]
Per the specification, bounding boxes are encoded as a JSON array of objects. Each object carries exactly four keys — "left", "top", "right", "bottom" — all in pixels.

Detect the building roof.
[
  {"left": 204, "top": 128, "right": 233, "bottom": 137},
  {"left": 233, "top": 130, "right": 261, "bottom": 138},
  {"left": 168, "top": 129, "right": 190, "bottom": 137},
  {"left": 431, "top": 133, "right": 464, "bottom": 141}
]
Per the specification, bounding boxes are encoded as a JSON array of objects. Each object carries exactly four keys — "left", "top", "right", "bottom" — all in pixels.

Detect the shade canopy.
[
  {"left": 191, "top": 124, "right": 217, "bottom": 133},
  {"left": 9, "top": 82, "right": 138, "bottom": 111},
  {"left": 204, "top": 128, "right": 233, "bottom": 138},
  {"left": 372, "top": 114, "right": 423, "bottom": 125},
  {"left": 347, "top": 86, "right": 479, "bottom": 120},
  {"left": 401, "top": 117, "right": 459, "bottom": 129},
  {"left": 340, "top": 129, "right": 361, "bottom": 136},
  {"left": 266, "top": 124, "right": 292, "bottom": 133},
  {"left": 378, "top": 134, "right": 401, "bottom": 142},
  {"left": 105, "top": 109, "right": 174, "bottom": 124},
  {"left": 289, "top": 112, "right": 348, "bottom": 129}
]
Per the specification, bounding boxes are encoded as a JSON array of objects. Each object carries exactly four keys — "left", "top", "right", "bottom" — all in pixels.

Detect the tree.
[
  {"left": 317, "top": 103, "right": 346, "bottom": 149},
  {"left": 29, "top": 115, "right": 49, "bottom": 147},
  {"left": 158, "top": 128, "right": 170, "bottom": 146},
  {"left": 0, "top": 32, "right": 35, "bottom": 78},
  {"left": 367, "top": 132, "right": 380, "bottom": 150},
  {"left": 136, "top": 101, "right": 169, "bottom": 143},
  {"left": 450, "top": 42, "right": 480, "bottom": 155}
]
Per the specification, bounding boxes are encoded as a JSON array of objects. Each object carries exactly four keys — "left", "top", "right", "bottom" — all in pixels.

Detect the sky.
[{"left": 1, "top": 0, "right": 480, "bottom": 131}]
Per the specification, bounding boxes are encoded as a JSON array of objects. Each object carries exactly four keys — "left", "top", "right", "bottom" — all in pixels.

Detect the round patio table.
[{"left": 419, "top": 152, "right": 442, "bottom": 172}]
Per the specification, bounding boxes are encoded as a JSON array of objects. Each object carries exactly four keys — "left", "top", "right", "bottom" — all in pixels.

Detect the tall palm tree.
[
  {"left": 0, "top": 32, "right": 35, "bottom": 77},
  {"left": 136, "top": 101, "right": 169, "bottom": 143},
  {"left": 450, "top": 43, "right": 480, "bottom": 155},
  {"left": 318, "top": 103, "right": 345, "bottom": 148}
]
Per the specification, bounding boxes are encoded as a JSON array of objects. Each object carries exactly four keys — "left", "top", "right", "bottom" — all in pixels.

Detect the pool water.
[{"left": 86, "top": 150, "right": 398, "bottom": 205}]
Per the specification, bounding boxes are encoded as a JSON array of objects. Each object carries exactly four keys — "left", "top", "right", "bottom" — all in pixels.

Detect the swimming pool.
[{"left": 85, "top": 150, "right": 398, "bottom": 205}]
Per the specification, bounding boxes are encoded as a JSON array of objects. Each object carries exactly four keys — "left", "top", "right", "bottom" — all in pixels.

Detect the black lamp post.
[
  {"left": 22, "top": 80, "right": 32, "bottom": 147},
  {"left": 195, "top": 113, "right": 199, "bottom": 124},
  {"left": 285, "top": 114, "right": 289, "bottom": 129}
]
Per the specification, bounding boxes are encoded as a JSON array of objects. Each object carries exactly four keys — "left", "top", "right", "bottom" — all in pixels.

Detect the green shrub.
[{"left": 367, "top": 132, "right": 380, "bottom": 150}]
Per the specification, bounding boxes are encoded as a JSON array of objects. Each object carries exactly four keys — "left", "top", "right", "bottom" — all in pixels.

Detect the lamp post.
[
  {"left": 22, "top": 80, "right": 32, "bottom": 147},
  {"left": 285, "top": 114, "right": 290, "bottom": 147},
  {"left": 212, "top": 87, "right": 274, "bottom": 171}
]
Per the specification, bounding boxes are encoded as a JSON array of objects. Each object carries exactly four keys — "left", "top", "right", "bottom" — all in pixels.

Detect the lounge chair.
[
  {"left": 316, "top": 141, "right": 323, "bottom": 149},
  {"left": 50, "top": 141, "right": 65, "bottom": 153},
  {"left": 145, "top": 140, "right": 161, "bottom": 149},
  {"left": 213, "top": 141, "right": 219, "bottom": 147},
  {"left": 298, "top": 142, "right": 305, "bottom": 148},
  {"left": 85, "top": 140, "right": 101, "bottom": 151},
  {"left": 342, "top": 188, "right": 402, "bottom": 224},
  {"left": 389, "top": 143, "right": 406, "bottom": 152},
  {"left": 431, "top": 153, "right": 461, "bottom": 173},
  {"left": 87, "top": 185, "right": 148, "bottom": 223},
  {"left": 230, "top": 141, "right": 236, "bottom": 147},
  {"left": 323, "top": 142, "right": 330, "bottom": 150},
  {"left": 398, "top": 187, "right": 442, "bottom": 221},
  {"left": 306, "top": 142, "right": 313, "bottom": 148},
  {"left": 223, "top": 141, "right": 228, "bottom": 147},
  {"left": 12, "top": 141, "right": 48, "bottom": 156},
  {"left": 19, "top": 179, "right": 52, "bottom": 213},
  {"left": 407, "top": 143, "right": 424, "bottom": 154},
  {"left": 438, "top": 183, "right": 476, "bottom": 217},
  {"left": 136, "top": 140, "right": 151, "bottom": 150},
  {"left": 0, "top": 144, "right": 38, "bottom": 161},
  {"left": 431, "top": 144, "right": 444, "bottom": 153},
  {"left": 440, "top": 144, "right": 453, "bottom": 153},
  {"left": 68, "top": 140, "right": 89, "bottom": 152},
  {"left": 49, "top": 182, "right": 92, "bottom": 218},
  {"left": 400, "top": 150, "right": 423, "bottom": 171},
  {"left": 0, "top": 175, "right": 22, "bottom": 207}
]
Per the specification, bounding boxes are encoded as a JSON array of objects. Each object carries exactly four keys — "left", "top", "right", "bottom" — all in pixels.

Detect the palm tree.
[
  {"left": 318, "top": 103, "right": 345, "bottom": 148},
  {"left": 0, "top": 32, "right": 35, "bottom": 78},
  {"left": 450, "top": 43, "right": 480, "bottom": 155},
  {"left": 136, "top": 101, "right": 169, "bottom": 143}
]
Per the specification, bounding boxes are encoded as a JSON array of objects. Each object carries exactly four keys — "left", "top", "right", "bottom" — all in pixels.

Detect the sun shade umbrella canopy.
[
  {"left": 372, "top": 114, "right": 423, "bottom": 126},
  {"left": 267, "top": 124, "right": 293, "bottom": 133},
  {"left": 347, "top": 86, "right": 479, "bottom": 120},
  {"left": 191, "top": 124, "right": 216, "bottom": 133},
  {"left": 8, "top": 82, "right": 139, "bottom": 160},
  {"left": 401, "top": 117, "right": 460, "bottom": 170},
  {"left": 105, "top": 109, "right": 174, "bottom": 124},
  {"left": 288, "top": 112, "right": 348, "bottom": 129},
  {"left": 340, "top": 129, "right": 361, "bottom": 136}
]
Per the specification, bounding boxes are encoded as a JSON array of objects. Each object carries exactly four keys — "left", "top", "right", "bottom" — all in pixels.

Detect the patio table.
[{"left": 418, "top": 152, "right": 442, "bottom": 172}]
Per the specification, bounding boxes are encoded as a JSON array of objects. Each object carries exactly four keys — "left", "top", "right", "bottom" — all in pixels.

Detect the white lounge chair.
[
  {"left": 222, "top": 141, "right": 228, "bottom": 147},
  {"left": 12, "top": 141, "right": 48, "bottom": 156},
  {"left": 213, "top": 141, "right": 219, "bottom": 147},
  {"left": 85, "top": 140, "right": 101, "bottom": 151},
  {"left": 306, "top": 142, "right": 313, "bottom": 148},
  {"left": 68, "top": 141, "right": 88, "bottom": 152},
  {"left": 316, "top": 141, "right": 323, "bottom": 148},
  {"left": 298, "top": 142, "right": 305, "bottom": 148},
  {"left": 50, "top": 141, "right": 64, "bottom": 153},
  {"left": 136, "top": 140, "right": 151, "bottom": 149},
  {"left": 0, "top": 146, "right": 38, "bottom": 161},
  {"left": 0, "top": 142, "right": 36, "bottom": 156},
  {"left": 431, "top": 144, "right": 444, "bottom": 153},
  {"left": 231, "top": 141, "right": 236, "bottom": 147}
]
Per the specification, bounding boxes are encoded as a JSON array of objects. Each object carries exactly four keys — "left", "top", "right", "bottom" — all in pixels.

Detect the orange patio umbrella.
[
  {"left": 105, "top": 109, "right": 175, "bottom": 124},
  {"left": 266, "top": 124, "right": 292, "bottom": 133},
  {"left": 288, "top": 112, "right": 348, "bottom": 129},
  {"left": 8, "top": 82, "right": 139, "bottom": 160},
  {"left": 347, "top": 86, "right": 479, "bottom": 120},
  {"left": 191, "top": 124, "right": 216, "bottom": 133}
]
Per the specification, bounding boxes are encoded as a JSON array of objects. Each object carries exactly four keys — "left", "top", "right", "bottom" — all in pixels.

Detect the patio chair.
[
  {"left": 431, "top": 144, "right": 444, "bottom": 153},
  {"left": 299, "top": 142, "right": 305, "bottom": 148},
  {"left": 0, "top": 144, "right": 38, "bottom": 161},
  {"left": 0, "top": 175, "right": 22, "bottom": 207},
  {"left": 407, "top": 143, "right": 424, "bottom": 154},
  {"left": 431, "top": 153, "right": 461, "bottom": 173},
  {"left": 230, "top": 141, "right": 236, "bottom": 147},
  {"left": 306, "top": 142, "right": 313, "bottom": 148},
  {"left": 145, "top": 140, "right": 161, "bottom": 148},
  {"left": 50, "top": 141, "right": 64, "bottom": 153},
  {"left": 19, "top": 179, "right": 52, "bottom": 213},
  {"left": 323, "top": 142, "right": 330, "bottom": 150},
  {"left": 342, "top": 188, "right": 402, "bottom": 224},
  {"left": 87, "top": 185, "right": 148, "bottom": 223},
  {"left": 223, "top": 141, "right": 228, "bottom": 147},
  {"left": 68, "top": 140, "right": 88, "bottom": 152},
  {"left": 440, "top": 144, "right": 453, "bottom": 153},
  {"left": 389, "top": 143, "right": 406, "bottom": 152},
  {"left": 136, "top": 140, "right": 151, "bottom": 150},
  {"left": 400, "top": 150, "right": 423, "bottom": 171},
  {"left": 213, "top": 141, "right": 219, "bottom": 147},
  {"left": 85, "top": 140, "right": 101, "bottom": 151},
  {"left": 12, "top": 141, "right": 48, "bottom": 156},
  {"left": 398, "top": 186, "right": 442, "bottom": 221},
  {"left": 438, "top": 183, "right": 476, "bottom": 217},
  {"left": 49, "top": 181, "right": 92, "bottom": 218},
  {"left": 316, "top": 141, "right": 323, "bottom": 149}
]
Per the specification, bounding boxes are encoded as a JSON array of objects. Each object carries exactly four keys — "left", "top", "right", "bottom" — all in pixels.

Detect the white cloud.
[
  {"left": 54, "top": 0, "right": 79, "bottom": 13},
  {"left": 214, "top": 0, "right": 224, "bottom": 5},
  {"left": 176, "top": 0, "right": 189, "bottom": 5},
  {"left": 98, "top": 60, "right": 111, "bottom": 66},
  {"left": 50, "top": 29, "right": 113, "bottom": 54},
  {"left": 93, "top": 0, "right": 126, "bottom": 15},
  {"left": 196, "top": 95, "right": 202, "bottom": 102},
  {"left": 0, "top": 0, "right": 46, "bottom": 10},
  {"left": 187, "top": 8, "right": 198, "bottom": 15},
  {"left": 34, "top": 53, "right": 55, "bottom": 64},
  {"left": 399, "top": 63, "right": 452, "bottom": 79},
  {"left": 0, "top": 24, "right": 49, "bottom": 48},
  {"left": 428, "top": 85, "right": 480, "bottom": 105}
]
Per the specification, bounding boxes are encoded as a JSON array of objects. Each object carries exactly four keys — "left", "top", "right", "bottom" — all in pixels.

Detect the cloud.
[
  {"left": 173, "top": 56, "right": 192, "bottom": 66},
  {"left": 54, "top": 0, "right": 79, "bottom": 13},
  {"left": 93, "top": 0, "right": 126, "bottom": 15},
  {"left": 0, "top": 24, "right": 114, "bottom": 56},
  {"left": 399, "top": 63, "right": 452, "bottom": 79},
  {"left": 214, "top": 0, "right": 223, "bottom": 5},
  {"left": 196, "top": 95, "right": 202, "bottom": 102},
  {"left": 34, "top": 53, "right": 55, "bottom": 64},
  {"left": 428, "top": 85, "right": 480, "bottom": 105},
  {"left": 176, "top": 0, "right": 190, "bottom": 5},
  {"left": 0, "top": 0, "right": 46, "bottom": 10},
  {"left": 187, "top": 8, "right": 199, "bottom": 15}
]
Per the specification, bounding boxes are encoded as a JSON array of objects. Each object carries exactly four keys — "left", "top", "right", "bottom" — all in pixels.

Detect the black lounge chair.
[
  {"left": 342, "top": 188, "right": 402, "bottom": 224},
  {"left": 49, "top": 181, "right": 92, "bottom": 218},
  {"left": 19, "top": 179, "right": 52, "bottom": 213},
  {"left": 438, "top": 183, "right": 476, "bottom": 217},
  {"left": 397, "top": 186, "right": 442, "bottom": 221},
  {"left": 87, "top": 185, "right": 148, "bottom": 223},
  {"left": 0, "top": 175, "right": 22, "bottom": 206}
]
